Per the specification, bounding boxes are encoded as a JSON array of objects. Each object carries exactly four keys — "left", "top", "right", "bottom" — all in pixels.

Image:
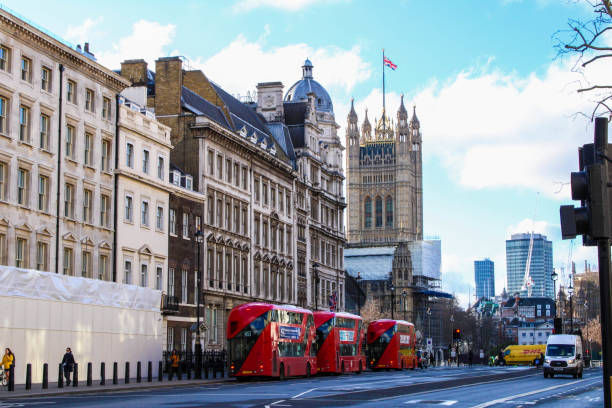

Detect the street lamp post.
[
  {"left": 356, "top": 272, "right": 362, "bottom": 315},
  {"left": 390, "top": 283, "right": 395, "bottom": 320},
  {"left": 402, "top": 290, "right": 407, "bottom": 321},
  {"left": 568, "top": 277, "right": 574, "bottom": 333},
  {"left": 427, "top": 307, "right": 432, "bottom": 345},
  {"left": 551, "top": 270, "right": 558, "bottom": 318},
  {"left": 313, "top": 262, "right": 320, "bottom": 311},
  {"left": 194, "top": 229, "right": 204, "bottom": 379}
]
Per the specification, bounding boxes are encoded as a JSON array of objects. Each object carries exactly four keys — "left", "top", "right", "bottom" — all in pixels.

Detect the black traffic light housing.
[{"left": 453, "top": 328, "right": 461, "bottom": 340}]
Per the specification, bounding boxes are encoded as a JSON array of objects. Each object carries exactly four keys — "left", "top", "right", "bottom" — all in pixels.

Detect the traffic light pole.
[{"left": 598, "top": 238, "right": 612, "bottom": 408}]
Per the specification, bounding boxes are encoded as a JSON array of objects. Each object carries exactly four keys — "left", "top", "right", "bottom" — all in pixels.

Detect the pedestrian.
[
  {"left": 61, "top": 347, "right": 75, "bottom": 386},
  {"left": 430, "top": 351, "right": 435, "bottom": 368},
  {"left": 538, "top": 352, "right": 544, "bottom": 369},
  {"left": 2, "top": 348, "right": 14, "bottom": 385},
  {"left": 468, "top": 349, "right": 473, "bottom": 367},
  {"left": 170, "top": 349, "right": 179, "bottom": 378}
]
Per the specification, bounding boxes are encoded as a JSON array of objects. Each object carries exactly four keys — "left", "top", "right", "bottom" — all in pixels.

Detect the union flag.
[{"left": 383, "top": 56, "right": 397, "bottom": 70}]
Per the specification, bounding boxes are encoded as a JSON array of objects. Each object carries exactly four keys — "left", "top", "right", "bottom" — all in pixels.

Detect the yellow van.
[{"left": 500, "top": 345, "right": 546, "bottom": 365}]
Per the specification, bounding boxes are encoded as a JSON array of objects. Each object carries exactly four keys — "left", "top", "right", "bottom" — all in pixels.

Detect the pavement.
[{"left": 0, "top": 365, "right": 603, "bottom": 407}]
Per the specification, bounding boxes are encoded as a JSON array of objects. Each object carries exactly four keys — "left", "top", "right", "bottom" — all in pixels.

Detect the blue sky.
[{"left": 5, "top": 0, "right": 603, "bottom": 305}]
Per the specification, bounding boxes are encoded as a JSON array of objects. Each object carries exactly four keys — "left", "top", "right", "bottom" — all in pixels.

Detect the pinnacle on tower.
[
  {"left": 302, "top": 58, "right": 313, "bottom": 79},
  {"left": 348, "top": 98, "right": 358, "bottom": 123},
  {"left": 410, "top": 105, "right": 420, "bottom": 129},
  {"left": 361, "top": 108, "right": 372, "bottom": 138},
  {"left": 398, "top": 94, "right": 407, "bottom": 115}
]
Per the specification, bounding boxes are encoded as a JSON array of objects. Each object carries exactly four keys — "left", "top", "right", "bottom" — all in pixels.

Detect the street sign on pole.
[{"left": 426, "top": 338, "right": 432, "bottom": 352}]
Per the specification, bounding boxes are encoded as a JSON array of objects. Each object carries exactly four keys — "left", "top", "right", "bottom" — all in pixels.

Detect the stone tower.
[{"left": 346, "top": 95, "right": 423, "bottom": 245}]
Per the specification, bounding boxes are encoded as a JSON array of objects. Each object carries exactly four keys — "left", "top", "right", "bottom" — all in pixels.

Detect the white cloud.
[
  {"left": 96, "top": 20, "right": 176, "bottom": 70},
  {"left": 506, "top": 218, "right": 555, "bottom": 239},
  {"left": 64, "top": 17, "right": 103, "bottom": 45},
  {"left": 189, "top": 34, "right": 371, "bottom": 98},
  {"left": 233, "top": 0, "right": 338, "bottom": 12}
]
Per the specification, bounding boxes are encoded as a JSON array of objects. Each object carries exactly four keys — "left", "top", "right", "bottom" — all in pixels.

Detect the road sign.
[{"left": 426, "top": 338, "right": 432, "bottom": 351}]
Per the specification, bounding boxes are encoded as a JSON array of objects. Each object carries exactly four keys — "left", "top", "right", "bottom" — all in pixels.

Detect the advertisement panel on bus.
[
  {"left": 227, "top": 303, "right": 317, "bottom": 380},
  {"left": 313, "top": 311, "right": 367, "bottom": 374},
  {"left": 367, "top": 319, "right": 417, "bottom": 370}
]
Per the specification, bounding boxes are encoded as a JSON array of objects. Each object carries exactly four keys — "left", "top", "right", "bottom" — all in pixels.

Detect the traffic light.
[
  {"left": 453, "top": 328, "right": 461, "bottom": 340},
  {"left": 560, "top": 117, "right": 611, "bottom": 241}
]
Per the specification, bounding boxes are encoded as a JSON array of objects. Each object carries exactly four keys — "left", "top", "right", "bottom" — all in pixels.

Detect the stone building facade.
[{"left": 0, "top": 9, "right": 130, "bottom": 279}]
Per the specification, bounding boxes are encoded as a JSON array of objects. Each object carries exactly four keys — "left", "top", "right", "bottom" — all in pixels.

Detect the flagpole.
[{"left": 382, "top": 48, "right": 386, "bottom": 135}]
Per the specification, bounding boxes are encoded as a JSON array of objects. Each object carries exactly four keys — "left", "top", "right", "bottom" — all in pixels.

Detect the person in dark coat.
[
  {"left": 468, "top": 349, "right": 474, "bottom": 367},
  {"left": 430, "top": 351, "right": 435, "bottom": 367},
  {"left": 61, "top": 347, "right": 75, "bottom": 385}
]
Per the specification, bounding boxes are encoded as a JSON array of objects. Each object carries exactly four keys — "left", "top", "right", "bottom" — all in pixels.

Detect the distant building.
[
  {"left": 506, "top": 233, "right": 553, "bottom": 298},
  {"left": 474, "top": 258, "right": 495, "bottom": 299},
  {"left": 517, "top": 321, "right": 554, "bottom": 346}
]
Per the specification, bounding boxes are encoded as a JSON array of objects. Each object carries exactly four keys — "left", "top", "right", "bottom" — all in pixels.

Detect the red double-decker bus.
[
  {"left": 313, "top": 311, "right": 366, "bottom": 374},
  {"left": 367, "top": 319, "right": 417, "bottom": 370},
  {"left": 227, "top": 303, "right": 317, "bottom": 380}
]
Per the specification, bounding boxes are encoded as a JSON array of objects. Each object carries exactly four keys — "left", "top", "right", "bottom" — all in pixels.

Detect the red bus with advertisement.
[
  {"left": 227, "top": 303, "right": 317, "bottom": 380},
  {"left": 367, "top": 319, "right": 417, "bottom": 370},
  {"left": 313, "top": 311, "right": 367, "bottom": 374}
]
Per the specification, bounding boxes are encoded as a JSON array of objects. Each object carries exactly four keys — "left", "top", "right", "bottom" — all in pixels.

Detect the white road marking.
[
  {"left": 291, "top": 388, "right": 315, "bottom": 399},
  {"left": 405, "top": 399, "right": 457, "bottom": 405},
  {"left": 471, "top": 378, "right": 594, "bottom": 408}
]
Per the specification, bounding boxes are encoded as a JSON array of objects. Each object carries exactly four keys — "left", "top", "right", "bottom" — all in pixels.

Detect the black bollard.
[
  {"left": 87, "top": 362, "right": 92, "bottom": 386},
  {"left": 72, "top": 363, "right": 78, "bottom": 387},
  {"left": 158, "top": 361, "right": 162, "bottom": 382},
  {"left": 113, "top": 362, "right": 118, "bottom": 385},
  {"left": 187, "top": 362, "right": 191, "bottom": 380},
  {"left": 42, "top": 363, "right": 48, "bottom": 389},
  {"left": 8, "top": 365, "right": 14, "bottom": 391},
  {"left": 137, "top": 361, "right": 141, "bottom": 383},
  {"left": 125, "top": 362, "right": 130, "bottom": 384},
  {"left": 58, "top": 363, "right": 64, "bottom": 388},
  {"left": 25, "top": 363, "right": 31, "bottom": 390},
  {"left": 147, "top": 361, "right": 152, "bottom": 382},
  {"left": 100, "top": 362, "right": 105, "bottom": 385},
  {"left": 177, "top": 364, "right": 182, "bottom": 381}
]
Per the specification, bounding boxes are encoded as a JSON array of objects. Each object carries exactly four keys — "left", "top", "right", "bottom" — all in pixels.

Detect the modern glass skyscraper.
[
  {"left": 506, "top": 233, "right": 553, "bottom": 298},
  {"left": 474, "top": 258, "right": 495, "bottom": 299}
]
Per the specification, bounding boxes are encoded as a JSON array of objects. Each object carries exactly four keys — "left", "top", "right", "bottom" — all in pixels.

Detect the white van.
[{"left": 543, "top": 334, "right": 584, "bottom": 379}]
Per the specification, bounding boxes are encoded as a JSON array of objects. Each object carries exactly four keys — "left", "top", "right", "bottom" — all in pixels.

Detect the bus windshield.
[
  {"left": 546, "top": 344, "right": 575, "bottom": 357},
  {"left": 229, "top": 310, "right": 272, "bottom": 369},
  {"left": 369, "top": 325, "right": 396, "bottom": 362},
  {"left": 315, "top": 317, "right": 334, "bottom": 353}
]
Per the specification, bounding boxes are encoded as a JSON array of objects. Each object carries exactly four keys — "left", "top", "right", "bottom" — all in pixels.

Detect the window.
[
  {"left": 124, "top": 259, "right": 132, "bottom": 284},
  {"left": 181, "top": 328, "right": 187, "bottom": 351},
  {"left": 20, "top": 56, "right": 31, "bottom": 82},
  {"left": 375, "top": 196, "right": 383, "bottom": 227},
  {"left": 385, "top": 196, "right": 393, "bottom": 227},
  {"left": 217, "top": 155, "right": 223, "bottom": 179},
  {"left": 37, "top": 175, "right": 48, "bottom": 212},
  {"left": 226, "top": 158, "right": 231, "bottom": 182},
  {"left": 364, "top": 197, "right": 372, "bottom": 228},
  {"left": 85, "top": 89, "right": 95, "bottom": 112},
  {"left": 156, "top": 206, "right": 164, "bottom": 230},
  {"left": 99, "top": 255, "right": 108, "bottom": 280},
  {"left": 156, "top": 265, "right": 162, "bottom": 290},
  {"left": 271, "top": 187, "right": 276, "bottom": 208},
  {"left": 208, "top": 150, "right": 214, "bottom": 175},
  {"left": 101, "top": 139, "right": 111, "bottom": 172},
  {"left": 263, "top": 183, "right": 268, "bottom": 205},
  {"left": 125, "top": 195, "right": 133, "bottom": 222},
  {"left": 287, "top": 228, "right": 292, "bottom": 254},
  {"left": 0, "top": 45, "right": 9, "bottom": 71},
  {"left": 83, "top": 189, "right": 92, "bottom": 223},
  {"left": 140, "top": 264, "right": 148, "bottom": 287},
  {"left": 41, "top": 66, "right": 51, "bottom": 92},
  {"left": 168, "top": 267, "right": 175, "bottom": 296},
  {"left": 254, "top": 178, "right": 260, "bottom": 202},
  {"left": 182, "top": 213, "right": 189, "bottom": 238},
  {"left": 216, "top": 199, "right": 222, "bottom": 227},
  {"left": 167, "top": 328, "right": 174, "bottom": 351},
  {"left": 0, "top": 96, "right": 7, "bottom": 134},
  {"left": 81, "top": 251, "right": 91, "bottom": 277},
  {"left": 180, "top": 269, "right": 189, "bottom": 303},
  {"left": 141, "top": 200, "right": 149, "bottom": 226},
  {"left": 63, "top": 247, "right": 73, "bottom": 275},
  {"left": 279, "top": 192, "right": 283, "bottom": 214},
  {"left": 0, "top": 162, "right": 5, "bottom": 201},
  {"left": 15, "top": 238, "right": 27, "bottom": 268},
  {"left": 65, "top": 125, "right": 74, "bottom": 158},
  {"left": 207, "top": 249, "right": 213, "bottom": 287},
  {"left": 242, "top": 208, "right": 247, "bottom": 235},
  {"left": 0, "top": 233, "right": 5, "bottom": 265},
  {"left": 157, "top": 156, "right": 164, "bottom": 180},
  {"left": 242, "top": 167, "right": 248, "bottom": 190},
  {"left": 39, "top": 114, "right": 49, "bottom": 150},
  {"left": 19, "top": 105, "right": 30, "bottom": 142},
  {"left": 102, "top": 97, "right": 111, "bottom": 120},
  {"left": 169, "top": 208, "right": 176, "bottom": 235},
  {"left": 126, "top": 143, "right": 134, "bottom": 168},
  {"left": 195, "top": 215, "right": 201, "bottom": 233},
  {"left": 234, "top": 205, "right": 239, "bottom": 233},
  {"left": 142, "top": 150, "right": 149, "bottom": 173},
  {"left": 263, "top": 221, "right": 268, "bottom": 248},
  {"left": 67, "top": 80, "right": 76, "bottom": 104},
  {"left": 207, "top": 195, "right": 214, "bottom": 225},
  {"left": 17, "top": 168, "right": 29, "bottom": 206},
  {"left": 225, "top": 202, "right": 230, "bottom": 230},
  {"left": 84, "top": 132, "right": 93, "bottom": 166},
  {"left": 234, "top": 162, "right": 239, "bottom": 186},
  {"left": 64, "top": 183, "right": 74, "bottom": 218},
  {"left": 254, "top": 217, "right": 260, "bottom": 245}
]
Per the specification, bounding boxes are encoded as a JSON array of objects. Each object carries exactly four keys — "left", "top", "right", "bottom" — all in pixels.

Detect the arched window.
[
  {"left": 364, "top": 197, "right": 372, "bottom": 228},
  {"left": 375, "top": 196, "right": 383, "bottom": 228},
  {"left": 386, "top": 196, "right": 393, "bottom": 227}
]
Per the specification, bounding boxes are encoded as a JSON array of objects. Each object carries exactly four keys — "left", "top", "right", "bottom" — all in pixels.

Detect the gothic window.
[
  {"left": 364, "top": 197, "right": 372, "bottom": 228},
  {"left": 385, "top": 196, "right": 393, "bottom": 228},
  {"left": 375, "top": 196, "right": 383, "bottom": 228}
]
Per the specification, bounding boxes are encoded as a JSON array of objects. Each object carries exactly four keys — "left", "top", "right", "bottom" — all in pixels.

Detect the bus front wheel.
[
  {"left": 279, "top": 364, "right": 286, "bottom": 381},
  {"left": 306, "top": 363, "right": 311, "bottom": 378}
]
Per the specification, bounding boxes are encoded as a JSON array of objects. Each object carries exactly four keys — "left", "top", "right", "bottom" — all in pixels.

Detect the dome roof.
[{"left": 284, "top": 59, "right": 333, "bottom": 113}]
